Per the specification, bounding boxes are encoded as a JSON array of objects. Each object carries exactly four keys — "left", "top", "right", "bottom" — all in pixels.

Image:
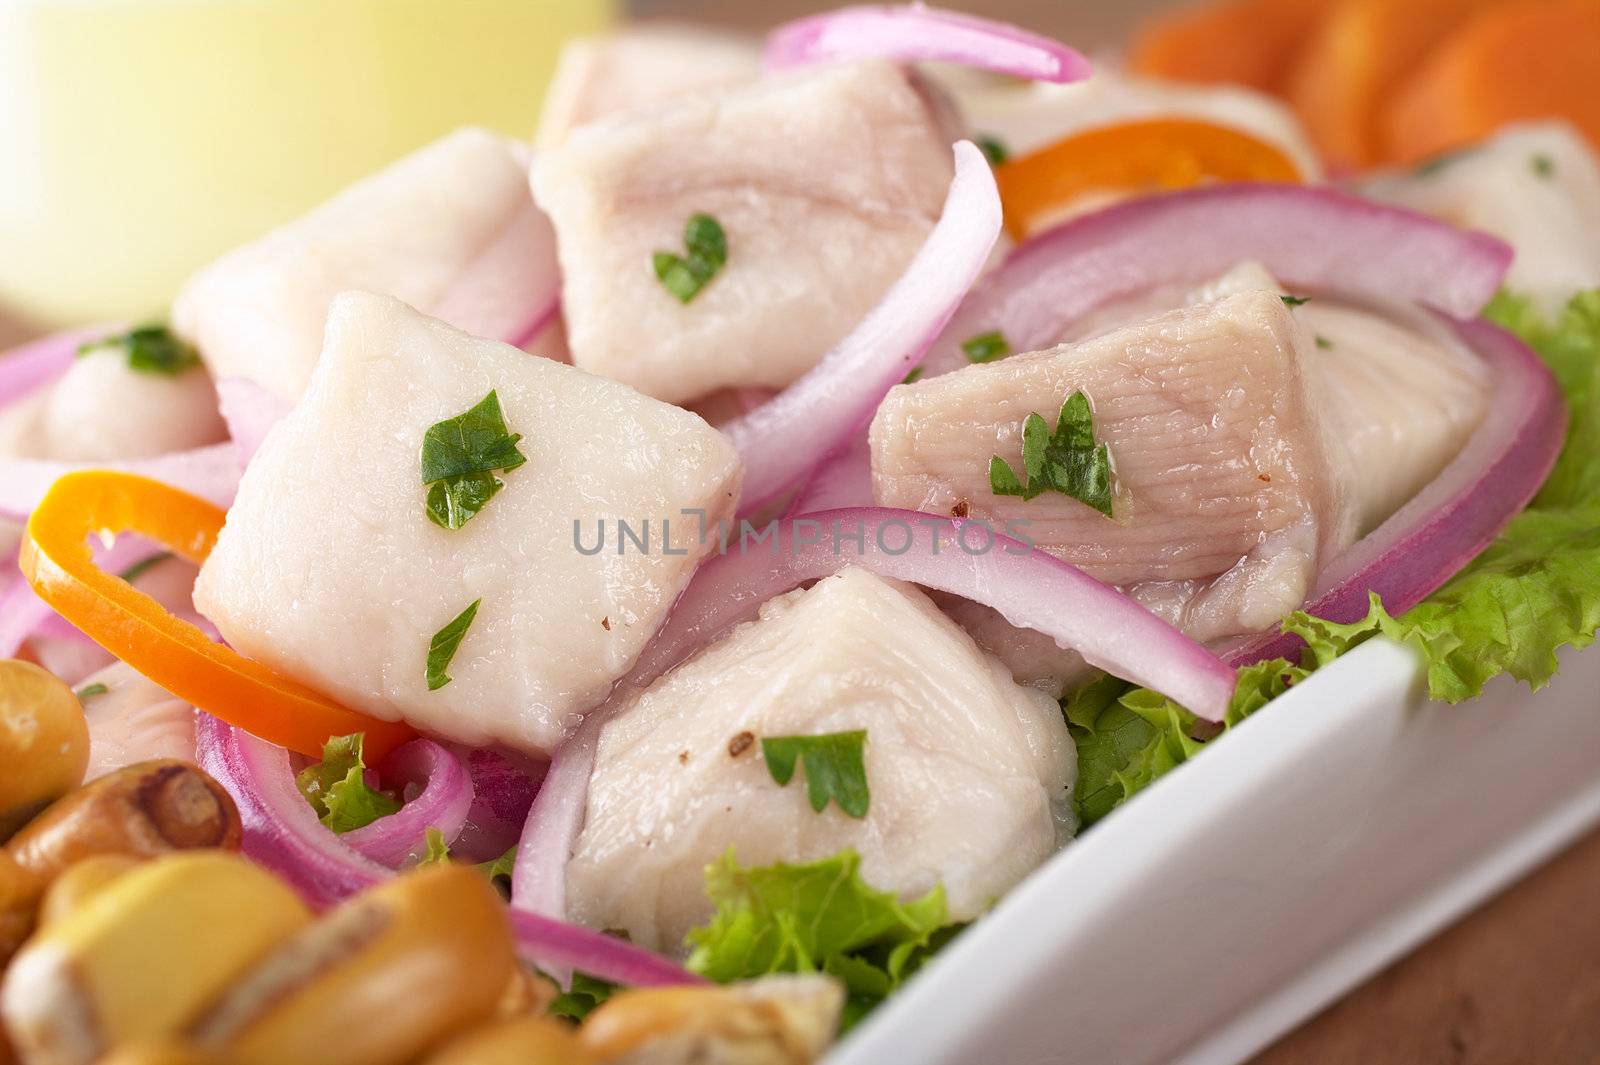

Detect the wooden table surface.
[{"left": 3, "top": 1, "right": 1596, "bottom": 1061}]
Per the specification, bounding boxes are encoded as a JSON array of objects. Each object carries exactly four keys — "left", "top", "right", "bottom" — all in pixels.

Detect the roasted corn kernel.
[
  {"left": 188, "top": 863, "right": 515, "bottom": 1065},
  {"left": 0, "top": 661, "right": 89, "bottom": 841},
  {"left": 37, "top": 855, "right": 142, "bottom": 929},
  {"left": 580, "top": 975, "right": 845, "bottom": 1065},
  {"left": 420, "top": 1015, "right": 597, "bottom": 1065},
  {"left": 0, "top": 852, "right": 310, "bottom": 1065},
  {"left": 95, "top": 1041, "right": 236, "bottom": 1065}
]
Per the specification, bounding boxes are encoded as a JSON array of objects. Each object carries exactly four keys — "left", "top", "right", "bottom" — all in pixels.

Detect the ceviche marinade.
[{"left": 1, "top": 3, "right": 1598, "bottom": 1063}]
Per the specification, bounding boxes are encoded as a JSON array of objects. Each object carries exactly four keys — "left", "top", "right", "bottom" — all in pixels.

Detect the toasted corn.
[
  {"left": 580, "top": 975, "right": 845, "bottom": 1065},
  {"left": 0, "top": 852, "right": 33, "bottom": 965},
  {"left": 419, "top": 1015, "right": 596, "bottom": 1065},
  {"left": 189, "top": 863, "right": 515, "bottom": 1065},
  {"left": 0, "top": 661, "right": 89, "bottom": 841},
  {"left": 5, "top": 762, "right": 241, "bottom": 887},
  {"left": 94, "top": 1041, "right": 235, "bottom": 1065},
  {"left": 495, "top": 964, "right": 560, "bottom": 1020},
  {"left": 38, "top": 855, "right": 142, "bottom": 929},
  {"left": 0, "top": 852, "right": 310, "bottom": 1065}
]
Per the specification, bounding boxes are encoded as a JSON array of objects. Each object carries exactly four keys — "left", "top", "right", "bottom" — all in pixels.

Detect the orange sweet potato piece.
[
  {"left": 1384, "top": 0, "right": 1600, "bottom": 164},
  {"left": 1286, "top": 0, "right": 1512, "bottom": 171},
  {"left": 1129, "top": 0, "right": 1328, "bottom": 93}
]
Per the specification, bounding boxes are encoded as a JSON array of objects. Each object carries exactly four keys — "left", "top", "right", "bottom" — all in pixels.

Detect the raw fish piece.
[
  {"left": 75, "top": 662, "right": 196, "bottom": 780},
  {"left": 0, "top": 350, "right": 224, "bottom": 462},
  {"left": 567, "top": 568, "right": 1074, "bottom": 954},
  {"left": 1361, "top": 122, "right": 1600, "bottom": 316},
  {"left": 533, "top": 61, "right": 955, "bottom": 405},
  {"left": 174, "top": 128, "right": 557, "bottom": 402},
  {"left": 194, "top": 293, "right": 741, "bottom": 755},
  {"left": 872, "top": 290, "right": 1352, "bottom": 643},
  {"left": 536, "top": 25, "right": 761, "bottom": 148}
]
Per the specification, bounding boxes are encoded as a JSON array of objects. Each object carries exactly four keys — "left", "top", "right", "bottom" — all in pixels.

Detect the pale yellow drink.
[{"left": 0, "top": 0, "right": 613, "bottom": 327}]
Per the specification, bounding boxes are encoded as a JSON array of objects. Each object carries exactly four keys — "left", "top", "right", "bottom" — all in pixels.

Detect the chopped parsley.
[
  {"left": 761, "top": 731, "right": 870, "bottom": 819},
  {"left": 988, "top": 390, "right": 1114, "bottom": 516},
  {"left": 296, "top": 733, "right": 401, "bottom": 833},
  {"left": 1280, "top": 294, "right": 1311, "bottom": 307},
  {"left": 117, "top": 551, "right": 174, "bottom": 585},
  {"left": 79, "top": 325, "right": 201, "bottom": 377},
  {"left": 73, "top": 683, "right": 108, "bottom": 702},
  {"left": 961, "top": 330, "right": 1012, "bottom": 364},
  {"left": 901, "top": 367, "right": 924, "bottom": 385},
  {"left": 549, "top": 972, "right": 617, "bottom": 1021},
  {"left": 653, "top": 213, "right": 727, "bottom": 303},
  {"left": 426, "top": 599, "right": 481, "bottom": 691},
  {"left": 976, "top": 136, "right": 1009, "bottom": 166},
  {"left": 420, "top": 391, "right": 526, "bottom": 531},
  {"left": 1315, "top": 335, "right": 1334, "bottom": 350},
  {"left": 1415, "top": 147, "right": 1473, "bottom": 177},
  {"left": 1531, "top": 153, "right": 1556, "bottom": 179}
]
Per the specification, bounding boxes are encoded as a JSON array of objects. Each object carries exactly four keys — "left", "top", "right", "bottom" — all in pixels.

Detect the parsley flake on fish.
[
  {"left": 420, "top": 390, "right": 526, "bottom": 530},
  {"left": 79, "top": 325, "right": 201, "bottom": 377},
  {"left": 73, "top": 683, "right": 108, "bottom": 702},
  {"left": 761, "top": 730, "right": 870, "bottom": 819},
  {"left": 977, "top": 136, "right": 1009, "bottom": 165},
  {"left": 653, "top": 212, "right": 727, "bottom": 303},
  {"left": 1531, "top": 153, "right": 1556, "bottom": 179},
  {"left": 426, "top": 599, "right": 481, "bottom": 691},
  {"left": 961, "top": 330, "right": 1012, "bottom": 363},
  {"left": 1280, "top": 294, "right": 1311, "bottom": 307},
  {"left": 989, "top": 391, "right": 1114, "bottom": 516}
]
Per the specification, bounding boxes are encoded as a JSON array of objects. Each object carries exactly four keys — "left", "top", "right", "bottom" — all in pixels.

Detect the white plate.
[{"left": 829, "top": 639, "right": 1600, "bottom": 1065}]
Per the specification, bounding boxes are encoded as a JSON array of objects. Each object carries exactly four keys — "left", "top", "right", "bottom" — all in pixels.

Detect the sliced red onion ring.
[
  {"left": 514, "top": 507, "right": 1236, "bottom": 930},
  {"left": 197, "top": 712, "right": 389, "bottom": 909},
  {"left": 216, "top": 377, "right": 292, "bottom": 469},
  {"left": 508, "top": 909, "right": 706, "bottom": 988},
  {"left": 924, "top": 184, "right": 1513, "bottom": 377},
  {"left": 765, "top": 4, "right": 1092, "bottom": 84},
  {"left": 787, "top": 436, "right": 874, "bottom": 516},
  {"left": 451, "top": 747, "right": 546, "bottom": 863},
  {"left": 1228, "top": 316, "right": 1567, "bottom": 666},
  {"left": 433, "top": 199, "right": 563, "bottom": 350},
  {"left": 340, "top": 739, "right": 474, "bottom": 868},
  {"left": 724, "top": 141, "right": 1001, "bottom": 515},
  {"left": 0, "top": 538, "right": 150, "bottom": 657},
  {"left": 0, "top": 443, "right": 239, "bottom": 523},
  {"left": 0, "top": 324, "right": 120, "bottom": 409}
]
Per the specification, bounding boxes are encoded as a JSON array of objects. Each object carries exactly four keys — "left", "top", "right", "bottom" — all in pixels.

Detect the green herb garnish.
[
  {"left": 1531, "top": 153, "right": 1556, "bottom": 179},
  {"left": 653, "top": 213, "right": 727, "bottom": 303},
  {"left": 549, "top": 972, "right": 617, "bottom": 1021},
  {"left": 426, "top": 599, "right": 481, "bottom": 691},
  {"left": 418, "top": 826, "right": 451, "bottom": 864},
  {"left": 977, "top": 136, "right": 1009, "bottom": 166},
  {"left": 1415, "top": 148, "right": 1472, "bottom": 177},
  {"left": 901, "top": 367, "right": 924, "bottom": 385},
  {"left": 117, "top": 551, "right": 174, "bottom": 585},
  {"left": 761, "top": 731, "right": 870, "bottom": 819},
  {"left": 420, "top": 391, "right": 526, "bottom": 530},
  {"left": 73, "top": 683, "right": 108, "bottom": 702},
  {"left": 476, "top": 845, "right": 518, "bottom": 890},
  {"left": 1280, "top": 294, "right": 1311, "bottom": 307},
  {"left": 988, "top": 391, "right": 1114, "bottom": 516},
  {"left": 1315, "top": 335, "right": 1334, "bottom": 350},
  {"left": 79, "top": 325, "right": 201, "bottom": 377},
  {"left": 961, "top": 330, "right": 1011, "bottom": 364},
  {"left": 296, "top": 733, "right": 401, "bottom": 833}
]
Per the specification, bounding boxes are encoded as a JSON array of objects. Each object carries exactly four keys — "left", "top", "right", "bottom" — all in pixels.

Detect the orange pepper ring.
[
  {"left": 20, "top": 470, "right": 415, "bottom": 759},
  {"left": 996, "top": 117, "right": 1306, "bottom": 240}
]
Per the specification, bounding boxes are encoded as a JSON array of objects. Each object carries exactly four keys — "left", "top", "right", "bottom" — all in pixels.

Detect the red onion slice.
[
  {"left": 724, "top": 140, "right": 1001, "bottom": 515},
  {"left": 765, "top": 4, "right": 1092, "bottom": 84},
  {"left": 0, "top": 325, "right": 119, "bottom": 409},
  {"left": 340, "top": 739, "right": 474, "bottom": 868},
  {"left": 451, "top": 747, "right": 546, "bottom": 863},
  {"left": 0, "top": 443, "right": 240, "bottom": 523},
  {"left": 216, "top": 377, "right": 292, "bottom": 470},
  {"left": 508, "top": 908, "right": 706, "bottom": 988},
  {"left": 432, "top": 198, "right": 563, "bottom": 350},
  {"left": 514, "top": 506, "right": 1237, "bottom": 933},
  {"left": 1228, "top": 316, "right": 1567, "bottom": 665},
  {"left": 787, "top": 436, "right": 874, "bottom": 516},
  {"left": 925, "top": 183, "right": 1513, "bottom": 377},
  {"left": 0, "top": 538, "right": 150, "bottom": 657}
]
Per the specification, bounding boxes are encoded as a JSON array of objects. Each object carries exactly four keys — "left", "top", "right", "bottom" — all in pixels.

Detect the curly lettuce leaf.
[
  {"left": 1069, "top": 659, "right": 1306, "bottom": 827},
  {"left": 295, "top": 732, "right": 401, "bottom": 834},
  {"left": 685, "top": 849, "right": 958, "bottom": 1025},
  {"left": 548, "top": 972, "right": 616, "bottom": 1022}
]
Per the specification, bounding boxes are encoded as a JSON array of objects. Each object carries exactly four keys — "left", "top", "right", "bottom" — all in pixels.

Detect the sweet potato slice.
[
  {"left": 1286, "top": 0, "right": 1510, "bottom": 170},
  {"left": 1129, "top": 0, "right": 1327, "bottom": 93},
  {"left": 1385, "top": 0, "right": 1600, "bottom": 165}
]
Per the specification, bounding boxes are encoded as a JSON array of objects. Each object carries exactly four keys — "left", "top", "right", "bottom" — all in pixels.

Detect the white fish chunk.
[
  {"left": 872, "top": 291, "right": 1353, "bottom": 643},
  {"left": 1361, "top": 122, "right": 1600, "bottom": 316},
  {"left": 75, "top": 662, "right": 196, "bottom": 780},
  {"left": 566, "top": 567, "right": 1074, "bottom": 954},
  {"left": 174, "top": 128, "right": 557, "bottom": 402},
  {"left": 946, "top": 63, "right": 1322, "bottom": 178},
  {"left": 536, "top": 25, "right": 761, "bottom": 149},
  {"left": 194, "top": 293, "right": 741, "bottom": 755},
  {"left": 533, "top": 61, "right": 955, "bottom": 405},
  {"left": 0, "top": 349, "right": 225, "bottom": 462}
]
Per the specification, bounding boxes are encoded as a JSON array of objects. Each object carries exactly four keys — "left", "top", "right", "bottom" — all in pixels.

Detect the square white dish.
[{"left": 828, "top": 638, "right": 1600, "bottom": 1065}]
